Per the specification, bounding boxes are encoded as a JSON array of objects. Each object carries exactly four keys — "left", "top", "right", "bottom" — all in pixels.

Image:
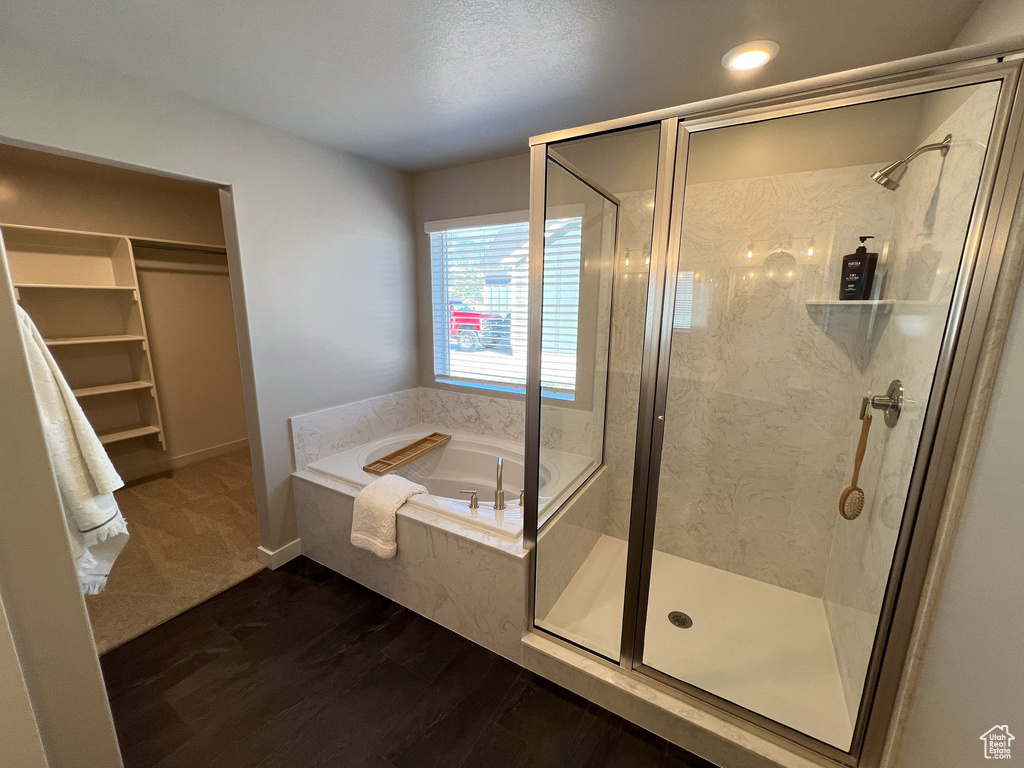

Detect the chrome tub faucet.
[{"left": 494, "top": 457, "right": 506, "bottom": 510}]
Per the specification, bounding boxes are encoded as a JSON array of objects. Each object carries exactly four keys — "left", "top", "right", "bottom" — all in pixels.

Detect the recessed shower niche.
[{"left": 525, "top": 66, "right": 1016, "bottom": 764}]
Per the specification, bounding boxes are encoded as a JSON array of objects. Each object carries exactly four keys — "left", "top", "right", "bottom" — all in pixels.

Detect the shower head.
[
  {"left": 872, "top": 134, "right": 953, "bottom": 191},
  {"left": 871, "top": 160, "right": 909, "bottom": 191}
]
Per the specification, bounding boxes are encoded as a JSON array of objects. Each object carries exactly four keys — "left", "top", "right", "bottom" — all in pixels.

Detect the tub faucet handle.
[{"left": 459, "top": 490, "right": 479, "bottom": 510}]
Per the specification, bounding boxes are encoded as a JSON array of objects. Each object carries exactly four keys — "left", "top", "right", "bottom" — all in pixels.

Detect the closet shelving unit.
[{"left": 4, "top": 223, "right": 168, "bottom": 449}]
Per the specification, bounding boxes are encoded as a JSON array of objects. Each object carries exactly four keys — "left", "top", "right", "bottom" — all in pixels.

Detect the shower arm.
[
  {"left": 872, "top": 134, "right": 953, "bottom": 190},
  {"left": 900, "top": 134, "right": 952, "bottom": 165}
]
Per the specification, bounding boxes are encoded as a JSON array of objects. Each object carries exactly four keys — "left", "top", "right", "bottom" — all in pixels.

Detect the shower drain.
[{"left": 668, "top": 611, "right": 693, "bottom": 629}]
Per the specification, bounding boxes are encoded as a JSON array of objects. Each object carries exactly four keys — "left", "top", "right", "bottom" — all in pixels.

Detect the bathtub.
[{"left": 305, "top": 425, "right": 593, "bottom": 540}]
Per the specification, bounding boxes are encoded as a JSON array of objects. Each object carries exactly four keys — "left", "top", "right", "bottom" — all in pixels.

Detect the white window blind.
[
  {"left": 429, "top": 216, "right": 583, "bottom": 393},
  {"left": 539, "top": 217, "right": 583, "bottom": 393},
  {"left": 673, "top": 270, "right": 695, "bottom": 330}
]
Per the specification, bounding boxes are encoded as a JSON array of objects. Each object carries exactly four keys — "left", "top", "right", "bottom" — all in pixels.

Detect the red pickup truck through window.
[{"left": 448, "top": 300, "right": 511, "bottom": 352}]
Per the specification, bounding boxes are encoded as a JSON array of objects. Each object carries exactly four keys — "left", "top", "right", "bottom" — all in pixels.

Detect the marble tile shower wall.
[
  {"left": 822, "top": 84, "right": 1001, "bottom": 719},
  {"left": 531, "top": 190, "right": 658, "bottom": 633},
  {"left": 600, "top": 190, "right": 656, "bottom": 541},
  {"left": 653, "top": 165, "right": 897, "bottom": 596},
  {"left": 534, "top": 190, "right": 656, "bottom": 630},
  {"left": 535, "top": 467, "right": 609, "bottom": 622}
]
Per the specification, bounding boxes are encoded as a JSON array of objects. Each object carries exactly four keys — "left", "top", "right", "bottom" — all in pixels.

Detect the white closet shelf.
[
  {"left": 98, "top": 425, "right": 162, "bottom": 445},
  {"left": 44, "top": 334, "right": 146, "bottom": 346},
  {"left": 7, "top": 223, "right": 166, "bottom": 456},
  {"left": 13, "top": 283, "right": 137, "bottom": 291},
  {"left": 73, "top": 381, "right": 154, "bottom": 398}
]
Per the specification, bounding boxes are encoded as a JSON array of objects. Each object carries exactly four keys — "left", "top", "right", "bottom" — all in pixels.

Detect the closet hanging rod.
[
  {"left": 129, "top": 239, "right": 227, "bottom": 255},
  {"left": 133, "top": 259, "right": 229, "bottom": 275}
]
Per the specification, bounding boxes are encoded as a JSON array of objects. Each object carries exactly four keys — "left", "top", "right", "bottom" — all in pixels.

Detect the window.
[
  {"left": 428, "top": 213, "right": 583, "bottom": 394},
  {"left": 673, "top": 270, "right": 695, "bottom": 330}
]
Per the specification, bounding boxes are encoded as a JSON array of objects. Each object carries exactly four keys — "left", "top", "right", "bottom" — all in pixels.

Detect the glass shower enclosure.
[{"left": 524, "top": 54, "right": 1024, "bottom": 764}]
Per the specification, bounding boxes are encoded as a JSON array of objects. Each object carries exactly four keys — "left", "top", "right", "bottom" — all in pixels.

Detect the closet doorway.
[{"left": 0, "top": 143, "right": 259, "bottom": 653}]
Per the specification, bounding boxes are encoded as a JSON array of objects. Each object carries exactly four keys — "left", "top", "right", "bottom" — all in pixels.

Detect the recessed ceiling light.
[{"left": 722, "top": 40, "right": 780, "bottom": 72}]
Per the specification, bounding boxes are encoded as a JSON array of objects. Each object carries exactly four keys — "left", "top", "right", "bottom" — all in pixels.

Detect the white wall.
[
  {"left": 0, "top": 243, "right": 122, "bottom": 765},
  {"left": 131, "top": 252, "right": 249, "bottom": 472},
  {"left": 887, "top": 8, "right": 1024, "bottom": 766},
  {"left": 894, "top": 264, "right": 1024, "bottom": 767},
  {"left": 0, "top": 29, "right": 418, "bottom": 552},
  {"left": 0, "top": 596, "right": 49, "bottom": 768},
  {"left": 952, "top": 0, "right": 1024, "bottom": 46}
]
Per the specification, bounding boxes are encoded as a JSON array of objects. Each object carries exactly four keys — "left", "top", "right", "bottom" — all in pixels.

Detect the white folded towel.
[
  {"left": 16, "top": 305, "right": 129, "bottom": 595},
  {"left": 351, "top": 474, "right": 426, "bottom": 559}
]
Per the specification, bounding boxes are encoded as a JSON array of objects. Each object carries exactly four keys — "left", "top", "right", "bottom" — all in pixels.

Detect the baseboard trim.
[
  {"left": 257, "top": 538, "right": 302, "bottom": 569},
  {"left": 169, "top": 437, "right": 250, "bottom": 467},
  {"left": 119, "top": 438, "right": 250, "bottom": 482}
]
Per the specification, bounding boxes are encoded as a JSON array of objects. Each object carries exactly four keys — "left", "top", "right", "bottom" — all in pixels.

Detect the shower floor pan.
[{"left": 539, "top": 535, "right": 853, "bottom": 749}]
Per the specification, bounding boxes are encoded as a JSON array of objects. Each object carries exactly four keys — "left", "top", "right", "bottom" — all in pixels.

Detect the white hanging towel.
[
  {"left": 351, "top": 474, "right": 426, "bottom": 559},
  {"left": 16, "top": 305, "right": 129, "bottom": 595}
]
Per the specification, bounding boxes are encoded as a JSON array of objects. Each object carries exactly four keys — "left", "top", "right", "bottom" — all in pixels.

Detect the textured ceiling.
[{"left": 0, "top": 0, "right": 981, "bottom": 171}]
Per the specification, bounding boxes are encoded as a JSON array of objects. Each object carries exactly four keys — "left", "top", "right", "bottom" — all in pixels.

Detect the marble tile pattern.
[
  {"left": 535, "top": 190, "right": 657, "bottom": 633},
  {"left": 291, "top": 388, "right": 422, "bottom": 468},
  {"left": 653, "top": 164, "right": 896, "bottom": 596},
  {"left": 539, "top": 401, "right": 596, "bottom": 458},
  {"left": 822, "top": 84, "right": 1001, "bottom": 719},
  {"left": 541, "top": 195, "right": 616, "bottom": 467},
  {"left": 535, "top": 467, "right": 609, "bottom": 623},
  {"left": 294, "top": 469, "right": 526, "bottom": 557},
  {"left": 292, "top": 385, "right": 599, "bottom": 474},
  {"left": 601, "top": 191, "right": 656, "bottom": 541},
  {"left": 420, "top": 386, "right": 526, "bottom": 443},
  {"left": 294, "top": 473, "right": 529, "bottom": 662}
]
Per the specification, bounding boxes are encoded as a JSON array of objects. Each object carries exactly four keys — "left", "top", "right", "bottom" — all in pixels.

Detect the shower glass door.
[
  {"left": 532, "top": 126, "right": 662, "bottom": 659},
  {"left": 636, "top": 81, "right": 1003, "bottom": 750}
]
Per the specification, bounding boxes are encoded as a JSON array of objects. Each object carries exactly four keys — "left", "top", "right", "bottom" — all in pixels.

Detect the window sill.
[{"left": 430, "top": 378, "right": 578, "bottom": 404}]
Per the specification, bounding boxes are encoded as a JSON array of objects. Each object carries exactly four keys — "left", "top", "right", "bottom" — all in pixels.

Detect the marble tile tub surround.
[
  {"left": 421, "top": 386, "right": 525, "bottom": 443},
  {"left": 291, "top": 387, "right": 421, "bottom": 468},
  {"left": 291, "top": 385, "right": 598, "bottom": 471},
  {"left": 822, "top": 83, "right": 1002, "bottom": 720},
  {"left": 294, "top": 472, "right": 529, "bottom": 662}
]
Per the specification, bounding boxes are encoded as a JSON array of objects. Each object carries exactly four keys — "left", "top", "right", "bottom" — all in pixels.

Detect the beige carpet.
[{"left": 85, "top": 449, "right": 263, "bottom": 654}]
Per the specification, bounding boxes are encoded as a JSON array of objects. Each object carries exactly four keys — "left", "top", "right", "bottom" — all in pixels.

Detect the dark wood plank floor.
[{"left": 101, "top": 557, "right": 719, "bottom": 768}]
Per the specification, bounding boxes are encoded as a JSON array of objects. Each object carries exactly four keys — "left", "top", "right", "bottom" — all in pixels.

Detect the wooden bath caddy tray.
[{"left": 362, "top": 432, "right": 451, "bottom": 476}]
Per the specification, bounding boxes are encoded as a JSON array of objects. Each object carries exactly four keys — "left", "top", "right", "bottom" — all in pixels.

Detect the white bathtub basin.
[{"left": 305, "top": 425, "right": 593, "bottom": 540}]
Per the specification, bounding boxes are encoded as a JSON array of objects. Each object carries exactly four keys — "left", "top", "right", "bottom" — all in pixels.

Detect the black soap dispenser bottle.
[{"left": 840, "top": 236, "right": 879, "bottom": 301}]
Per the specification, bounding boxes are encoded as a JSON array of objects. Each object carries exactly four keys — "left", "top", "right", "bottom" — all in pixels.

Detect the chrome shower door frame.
[
  {"left": 524, "top": 145, "right": 623, "bottom": 552},
  {"left": 526, "top": 45, "right": 1024, "bottom": 768},
  {"left": 631, "top": 59, "right": 1024, "bottom": 766}
]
